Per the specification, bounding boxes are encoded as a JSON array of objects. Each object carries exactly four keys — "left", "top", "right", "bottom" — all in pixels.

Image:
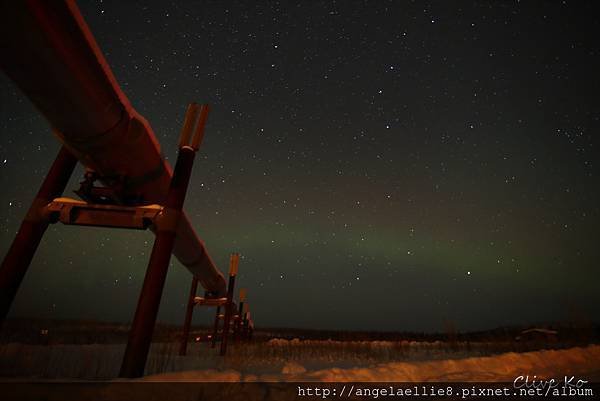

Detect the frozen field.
[{"left": 1, "top": 339, "right": 599, "bottom": 382}]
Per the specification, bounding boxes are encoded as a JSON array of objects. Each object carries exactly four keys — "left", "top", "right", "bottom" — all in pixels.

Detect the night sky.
[{"left": 1, "top": 1, "right": 599, "bottom": 332}]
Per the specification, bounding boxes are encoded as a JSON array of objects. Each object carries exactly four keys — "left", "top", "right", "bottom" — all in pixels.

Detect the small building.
[{"left": 515, "top": 328, "right": 558, "bottom": 342}]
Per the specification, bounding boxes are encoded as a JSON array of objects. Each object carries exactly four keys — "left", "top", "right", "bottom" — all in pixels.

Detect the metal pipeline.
[{"left": 0, "top": 0, "right": 226, "bottom": 295}]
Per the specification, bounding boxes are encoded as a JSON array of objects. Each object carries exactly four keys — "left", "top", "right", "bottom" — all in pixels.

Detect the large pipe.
[{"left": 0, "top": 0, "right": 226, "bottom": 295}]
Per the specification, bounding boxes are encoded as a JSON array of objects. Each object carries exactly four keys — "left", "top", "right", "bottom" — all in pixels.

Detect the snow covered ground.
[
  {"left": 1, "top": 339, "right": 598, "bottom": 382},
  {"left": 143, "top": 343, "right": 600, "bottom": 382}
]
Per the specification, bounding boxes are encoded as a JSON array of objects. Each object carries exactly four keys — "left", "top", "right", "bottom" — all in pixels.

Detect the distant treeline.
[{"left": 1, "top": 317, "right": 598, "bottom": 345}]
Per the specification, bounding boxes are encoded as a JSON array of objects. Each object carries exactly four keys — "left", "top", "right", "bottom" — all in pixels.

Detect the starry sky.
[{"left": 1, "top": 1, "right": 599, "bottom": 332}]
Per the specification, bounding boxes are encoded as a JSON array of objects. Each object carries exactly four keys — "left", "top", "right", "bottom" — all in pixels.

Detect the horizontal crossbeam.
[{"left": 45, "top": 197, "right": 163, "bottom": 230}]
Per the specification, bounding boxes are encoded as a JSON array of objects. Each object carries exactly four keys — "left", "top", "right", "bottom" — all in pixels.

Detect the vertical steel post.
[
  {"left": 241, "top": 304, "right": 249, "bottom": 340},
  {"left": 219, "top": 253, "right": 238, "bottom": 356},
  {"left": 233, "top": 288, "right": 246, "bottom": 341},
  {"left": 119, "top": 104, "right": 209, "bottom": 378},
  {"left": 246, "top": 312, "right": 253, "bottom": 340},
  {"left": 179, "top": 276, "right": 199, "bottom": 356},
  {"left": 211, "top": 305, "right": 220, "bottom": 348},
  {"left": 0, "top": 146, "right": 77, "bottom": 325}
]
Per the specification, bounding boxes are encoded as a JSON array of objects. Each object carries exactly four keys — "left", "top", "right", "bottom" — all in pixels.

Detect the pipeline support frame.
[{"left": 0, "top": 103, "right": 212, "bottom": 379}]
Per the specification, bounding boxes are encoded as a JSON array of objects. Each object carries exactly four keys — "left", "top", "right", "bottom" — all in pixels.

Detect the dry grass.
[
  {"left": 0, "top": 337, "right": 586, "bottom": 379},
  {"left": 0, "top": 318, "right": 596, "bottom": 379}
]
